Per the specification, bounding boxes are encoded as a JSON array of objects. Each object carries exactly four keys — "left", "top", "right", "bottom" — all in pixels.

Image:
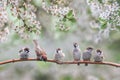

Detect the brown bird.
[{"left": 33, "top": 39, "right": 47, "bottom": 61}]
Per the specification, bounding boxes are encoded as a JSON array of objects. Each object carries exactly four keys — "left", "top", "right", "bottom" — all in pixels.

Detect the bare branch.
[{"left": 0, "top": 58, "right": 120, "bottom": 67}]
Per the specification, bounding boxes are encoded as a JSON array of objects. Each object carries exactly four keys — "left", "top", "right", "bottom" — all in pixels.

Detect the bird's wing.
[
  {"left": 35, "top": 50, "right": 41, "bottom": 56},
  {"left": 35, "top": 47, "right": 47, "bottom": 56},
  {"left": 54, "top": 53, "right": 58, "bottom": 57},
  {"left": 94, "top": 55, "right": 99, "bottom": 59},
  {"left": 73, "top": 49, "right": 81, "bottom": 58},
  {"left": 19, "top": 49, "right": 23, "bottom": 53},
  {"left": 100, "top": 52, "right": 104, "bottom": 59},
  {"left": 62, "top": 53, "right": 65, "bottom": 57},
  {"left": 41, "top": 48, "right": 47, "bottom": 55},
  {"left": 100, "top": 55, "right": 103, "bottom": 59},
  {"left": 73, "top": 49, "right": 75, "bottom": 55},
  {"left": 33, "top": 39, "right": 47, "bottom": 55},
  {"left": 54, "top": 53, "right": 59, "bottom": 60},
  {"left": 82, "top": 52, "right": 86, "bottom": 59},
  {"left": 83, "top": 51, "right": 91, "bottom": 59}
]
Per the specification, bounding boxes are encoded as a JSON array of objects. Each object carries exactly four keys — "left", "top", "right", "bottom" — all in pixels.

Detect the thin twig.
[{"left": 0, "top": 58, "right": 120, "bottom": 67}]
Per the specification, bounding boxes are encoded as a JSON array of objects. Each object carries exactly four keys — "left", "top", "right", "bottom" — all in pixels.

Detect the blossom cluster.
[
  {"left": 0, "top": 0, "right": 9, "bottom": 42},
  {"left": 42, "top": 0, "right": 75, "bottom": 31},
  {"left": 0, "top": 0, "right": 76, "bottom": 42},
  {"left": 42, "top": 4, "right": 70, "bottom": 17},
  {"left": 87, "top": 0, "right": 120, "bottom": 25},
  {"left": 87, "top": 0, "right": 120, "bottom": 43},
  {"left": 8, "top": 0, "right": 41, "bottom": 39}
]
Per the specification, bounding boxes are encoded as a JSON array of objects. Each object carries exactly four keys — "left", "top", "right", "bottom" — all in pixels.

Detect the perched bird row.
[
  {"left": 73, "top": 43, "right": 94, "bottom": 66},
  {"left": 72, "top": 43, "right": 103, "bottom": 66},
  {"left": 54, "top": 43, "right": 103, "bottom": 66},
  {"left": 18, "top": 41, "right": 103, "bottom": 66},
  {"left": 19, "top": 39, "right": 47, "bottom": 61}
]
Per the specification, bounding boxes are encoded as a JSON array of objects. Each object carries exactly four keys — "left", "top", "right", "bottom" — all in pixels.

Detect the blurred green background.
[{"left": 0, "top": 0, "right": 120, "bottom": 80}]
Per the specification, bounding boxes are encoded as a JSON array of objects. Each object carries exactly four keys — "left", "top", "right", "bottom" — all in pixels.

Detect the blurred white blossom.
[
  {"left": 0, "top": 0, "right": 9, "bottom": 42},
  {"left": 0, "top": 27, "right": 9, "bottom": 42},
  {"left": 8, "top": 0, "right": 41, "bottom": 39},
  {"left": 42, "top": 1, "right": 71, "bottom": 17},
  {"left": 87, "top": 0, "right": 120, "bottom": 42},
  {"left": 41, "top": 0, "right": 75, "bottom": 31}
]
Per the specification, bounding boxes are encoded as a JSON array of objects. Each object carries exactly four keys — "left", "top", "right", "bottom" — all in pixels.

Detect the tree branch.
[{"left": 0, "top": 58, "right": 120, "bottom": 67}]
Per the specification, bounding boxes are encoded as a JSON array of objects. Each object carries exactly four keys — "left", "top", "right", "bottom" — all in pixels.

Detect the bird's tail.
[
  {"left": 77, "top": 63, "right": 80, "bottom": 66},
  {"left": 42, "top": 55, "right": 47, "bottom": 62},
  {"left": 85, "top": 63, "right": 88, "bottom": 66},
  {"left": 33, "top": 39, "right": 39, "bottom": 47}
]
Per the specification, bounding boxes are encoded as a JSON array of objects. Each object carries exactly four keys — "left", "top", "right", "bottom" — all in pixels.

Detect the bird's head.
[
  {"left": 56, "top": 48, "right": 62, "bottom": 53},
  {"left": 86, "top": 47, "right": 93, "bottom": 52},
  {"left": 96, "top": 49, "right": 102, "bottom": 55},
  {"left": 73, "top": 43, "right": 79, "bottom": 48},
  {"left": 24, "top": 47, "right": 29, "bottom": 53}
]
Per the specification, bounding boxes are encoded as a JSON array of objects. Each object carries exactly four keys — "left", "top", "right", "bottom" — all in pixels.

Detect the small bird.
[
  {"left": 82, "top": 47, "right": 93, "bottom": 66},
  {"left": 54, "top": 48, "right": 65, "bottom": 62},
  {"left": 19, "top": 47, "right": 29, "bottom": 59},
  {"left": 94, "top": 49, "right": 103, "bottom": 62},
  {"left": 33, "top": 39, "right": 47, "bottom": 61},
  {"left": 73, "top": 43, "right": 81, "bottom": 65}
]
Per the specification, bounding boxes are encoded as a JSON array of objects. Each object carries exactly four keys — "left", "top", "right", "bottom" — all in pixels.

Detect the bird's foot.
[
  {"left": 83, "top": 60, "right": 89, "bottom": 66},
  {"left": 73, "top": 61, "right": 80, "bottom": 66},
  {"left": 37, "top": 56, "right": 43, "bottom": 61}
]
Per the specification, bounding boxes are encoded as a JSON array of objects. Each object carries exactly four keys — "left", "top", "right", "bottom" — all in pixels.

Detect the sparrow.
[
  {"left": 54, "top": 48, "right": 65, "bottom": 62},
  {"left": 73, "top": 43, "right": 81, "bottom": 65},
  {"left": 82, "top": 47, "right": 93, "bottom": 66},
  {"left": 33, "top": 39, "right": 47, "bottom": 61},
  {"left": 19, "top": 47, "right": 29, "bottom": 59},
  {"left": 94, "top": 49, "right": 103, "bottom": 62}
]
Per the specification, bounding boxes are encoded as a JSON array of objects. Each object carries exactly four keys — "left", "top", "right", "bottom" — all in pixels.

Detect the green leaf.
[
  {"left": 98, "top": 18, "right": 106, "bottom": 23},
  {"left": 98, "top": 0, "right": 103, "bottom": 3},
  {"left": 31, "top": 0, "right": 42, "bottom": 7},
  {"left": 61, "top": 75, "right": 73, "bottom": 80},
  {"left": 69, "top": 18, "right": 76, "bottom": 23},
  {"left": 87, "top": 8, "right": 92, "bottom": 15},
  {"left": 98, "top": 18, "right": 107, "bottom": 29},
  {"left": 101, "top": 22, "right": 107, "bottom": 29},
  {"left": 117, "top": 0, "right": 120, "bottom": 5},
  {"left": 62, "top": 18, "right": 67, "bottom": 22},
  {"left": 66, "top": 10, "right": 74, "bottom": 19},
  {"left": 118, "top": 10, "right": 120, "bottom": 15},
  {"left": 116, "top": 26, "right": 120, "bottom": 30}
]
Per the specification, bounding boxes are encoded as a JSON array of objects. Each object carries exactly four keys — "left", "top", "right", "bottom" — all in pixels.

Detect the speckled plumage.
[
  {"left": 73, "top": 48, "right": 81, "bottom": 61},
  {"left": 73, "top": 43, "right": 81, "bottom": 65},
  {"left": 82, "top": 51, "right": 92, "bottom": 61},
  {"left": 82, "top": 47, "right": 93, "bottom": 66},
  {"left": 54, "top": 48, "right": 65, "bottom": 61},
  {"left": 19, "top": 47, "right": 29, "bottom": 59},
  {"left": 94, "top": 50, "right": 103, "bottom": 62}
]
